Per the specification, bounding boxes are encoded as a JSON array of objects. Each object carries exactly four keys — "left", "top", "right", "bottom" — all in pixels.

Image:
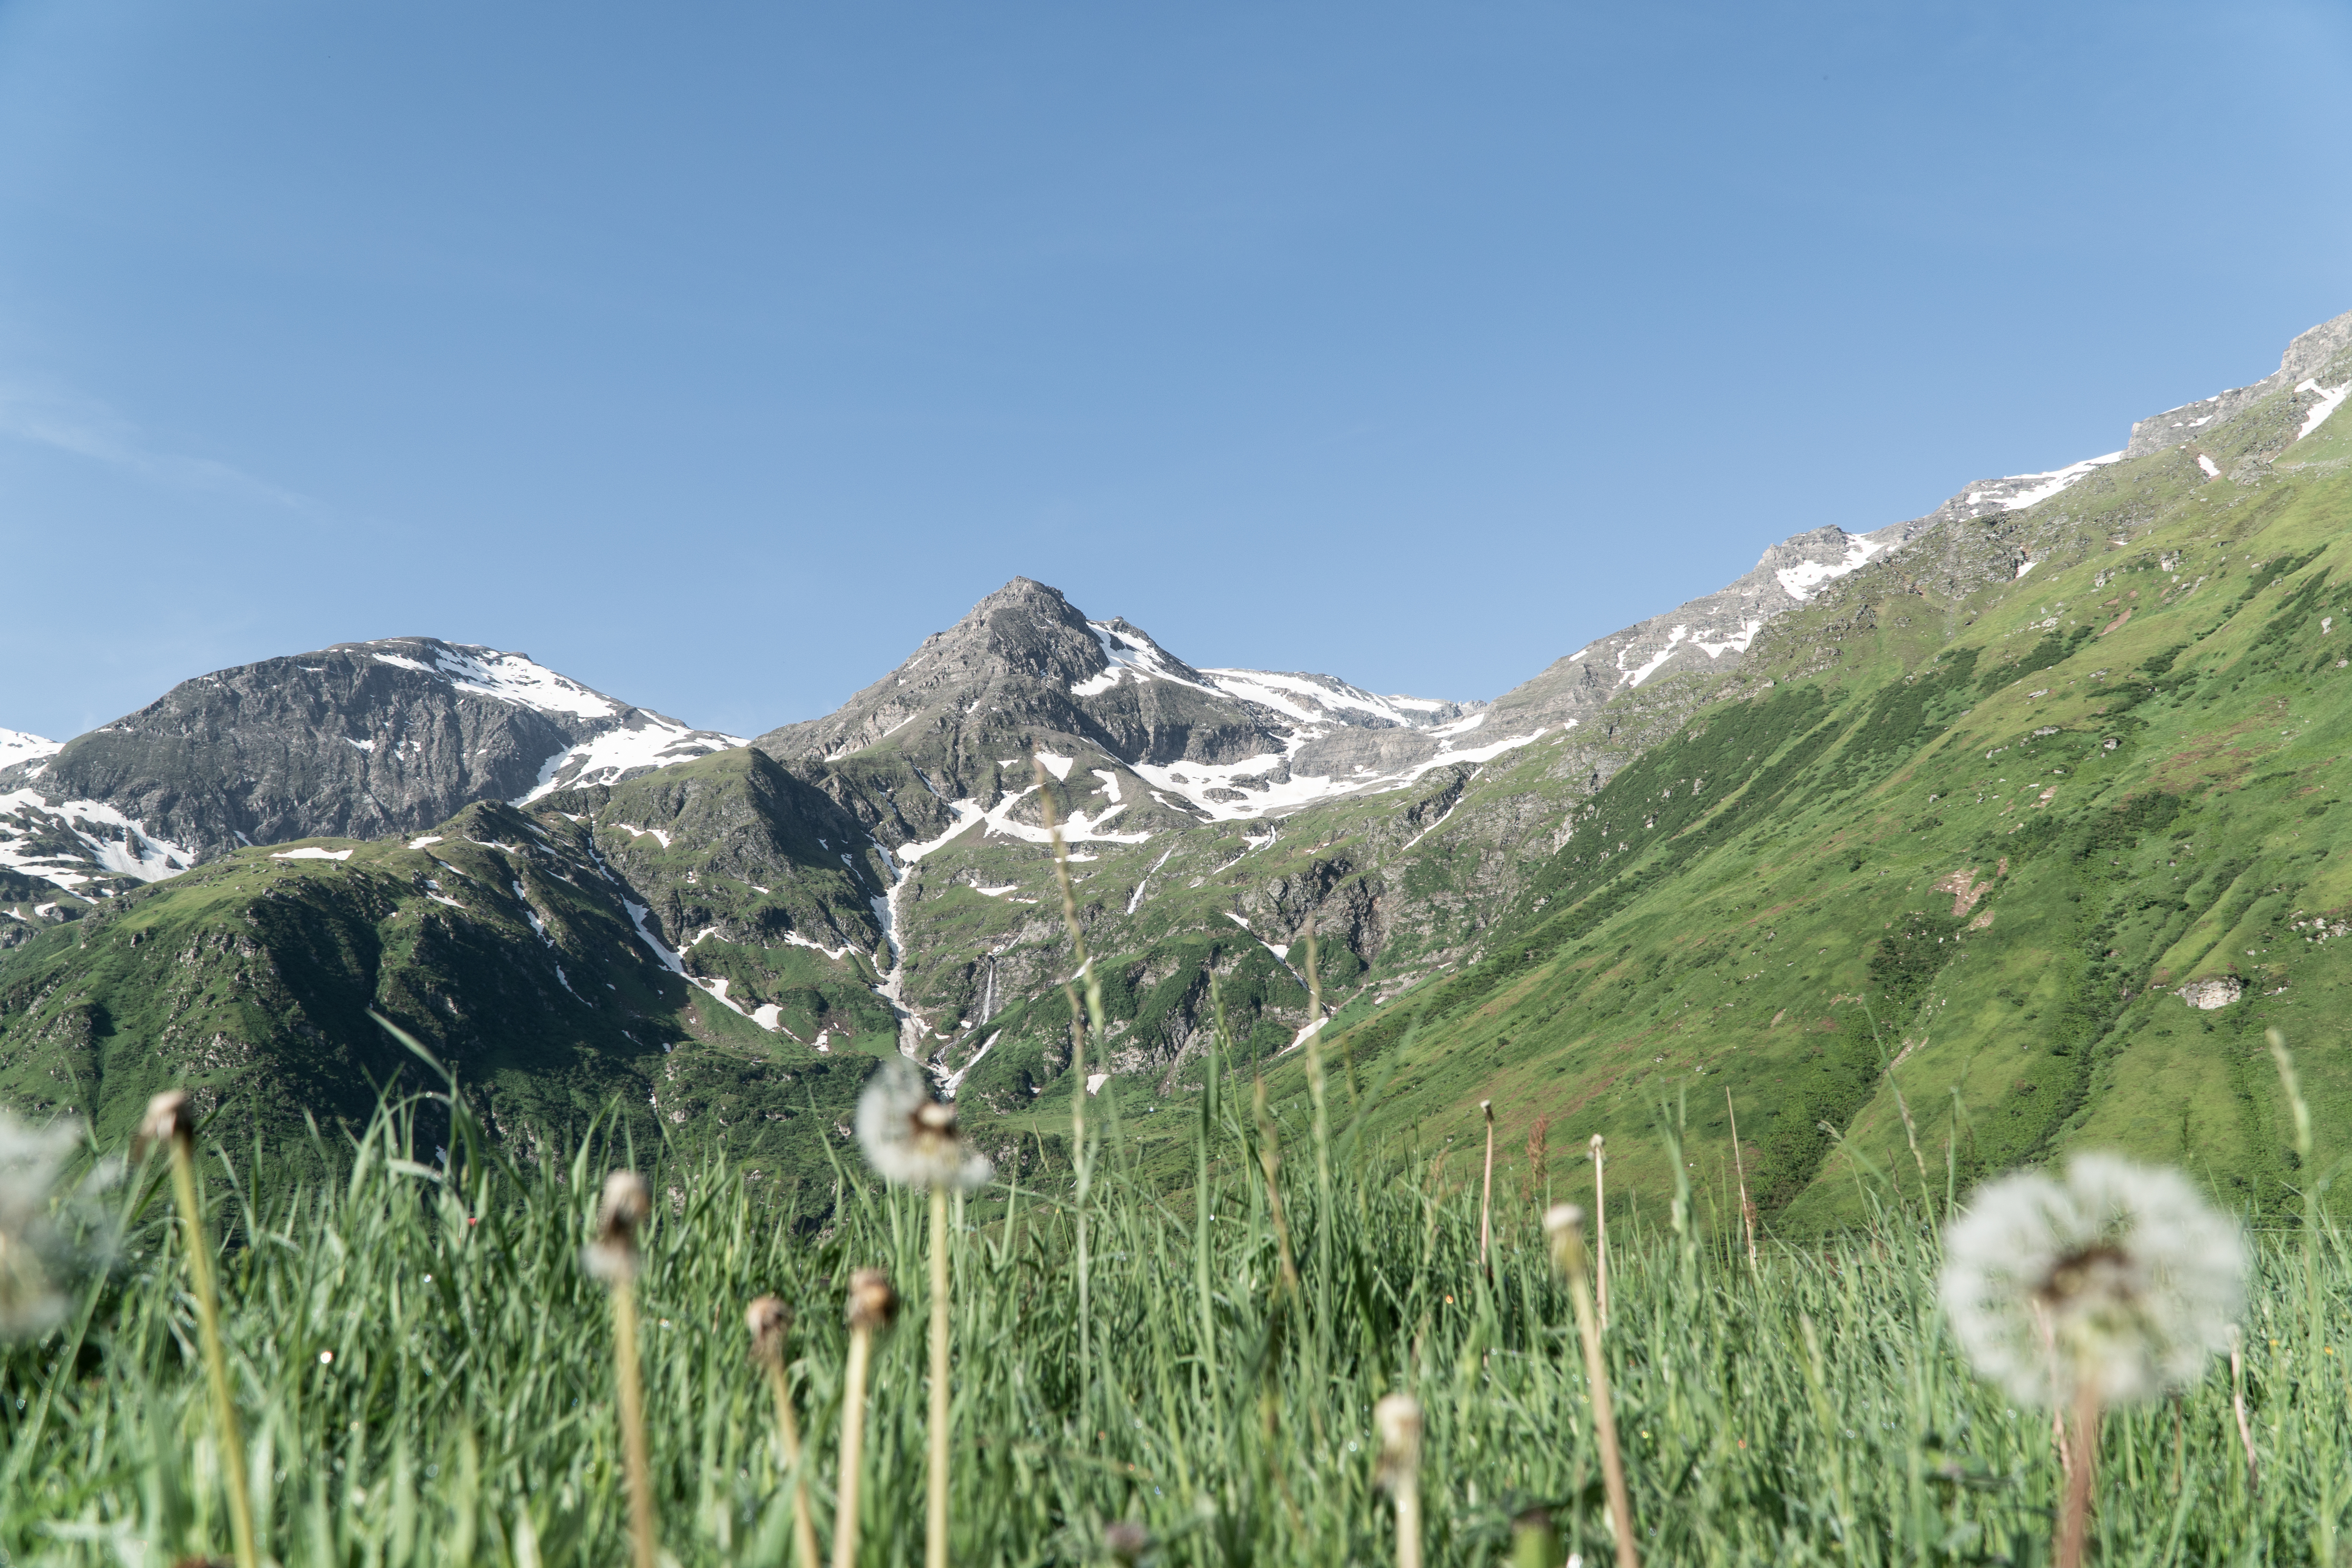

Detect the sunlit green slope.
[{"left": 1218, "top": 381, "right": 2352, "bottom": 1227}]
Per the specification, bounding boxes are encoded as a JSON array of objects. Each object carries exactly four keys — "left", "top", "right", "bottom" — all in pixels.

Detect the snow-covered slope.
[
  {"left": 0, "top": 731, "right": 60, "bottom": 777},
  {"left": 0, "top": 790, "right": 195, "bottom": 893}
]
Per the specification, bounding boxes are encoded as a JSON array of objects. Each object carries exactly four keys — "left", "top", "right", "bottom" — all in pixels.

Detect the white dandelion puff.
[
  {"left": 0, "top": 1111, "right": 81, "bottom": 1339},
  {"left": 1941, "top": 1152, "right": 2245, "bottom": 1408},
  {"left": 855, "top": 1058, "right": 993, "bottom": 1192}
]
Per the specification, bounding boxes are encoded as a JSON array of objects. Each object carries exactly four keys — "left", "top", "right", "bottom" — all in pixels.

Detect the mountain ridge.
[{"left": 9, "top": 308, "right": 2352, "bottom": 1227}]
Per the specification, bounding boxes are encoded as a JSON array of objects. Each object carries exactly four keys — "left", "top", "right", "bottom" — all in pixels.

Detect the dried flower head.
[
  {"left": 1373, "top": 1392, "right": 1423, "bottom": 1488},
  {"left": 137, "top": 1090, "right": 194, "bottom": 1154},
  {"left": 1543, "top": 1203, "right": 1587, "bottom": 1276},
  {"left": 1103, "top": 1520, "right": 1151, "bottom": 1564},
  {"left": 584, "top": 1170, "right": 651, "bottom": 1284},
  {"left": 846, "top": 1267, "right": 899, "bottom": 1333},
  {"left": 746, "top": 1294, "right": 791, "bottom": 1366},
  {"left": 0, "top": 1112, "right": 81, "bottom": 1339},
  {"left": 855, "top": 1058, "right": 994, "bottom": 1192},
  {"left": 1589, "top": 1133, "right": 1603, "bottom": 1152},
  {"left": 1941, "top": 1153, "right": 2246, "bottom": 1408}
]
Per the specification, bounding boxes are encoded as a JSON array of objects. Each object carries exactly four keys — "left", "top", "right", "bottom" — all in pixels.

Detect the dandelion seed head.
[
  {"left": 1543, "top": 1203, "right": 1588, "bottom": 1275},
  {"left": 0, "top": 1111, "right": 79, "bottom": 1339},
  {"left": 855, "top": 1058, "right": 993, "bottom": 1192},
  {"left": 583, "top": 1169, "right": 650, "bottom": 1284},
  {"left": 846, "top": 1267, "right": 898, "bottom": 1334},
  {"left": 1940, "top": 1153, "right": 2245, "bottom": 1407},
  {"left": 136, "top": 1090, "right": 193, "bottom": 1154},
  {"left": 745, "top": 1294, "right": 791, "bottom": 1365},
  {"left": 1373, "top": 1392, "right": 1422, "bottom": 1488},
  {"left": 1103, "top": 1520, "right": 1151, "bottom": 1563}
]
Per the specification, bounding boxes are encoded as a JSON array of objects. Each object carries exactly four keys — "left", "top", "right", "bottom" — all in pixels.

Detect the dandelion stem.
[
  {"left": 834, "top": 1270, "right": 897, "bottom": 1568},
  {"left": 1393, "top": 1461, "right": 1422, "bottom": 1568},
  {"left": 1589, "top": 1135, "right": 1610, "bottom": 1330},
  {"left": 1477, "top": 1100, "right": 1495, "bottom": 1277},
  {"left": 762, "top": 1354, "right": 820, "bottom": 1568},
  {"left": 1375, "top": 1394, "right": 1423, "bottom": 1568},
  {"left": 1725, "top": 1090, "right": 1757, "bottom": 1270},
  {"left": 610, "top": 1278, "right": 658, "bottom": 1568},
  {"left": 2055, "top": 1379, "right": 2100, "bottom": 1568},
  {"left": 2229, "top": 1330, "right": 2259, "bottom": 1494},
  {"left": 1546, "top": 1207, "right": 1638, "bottom": 1568},
  {"left": 927, "top": 1184, "right": 951, "bottom": 1568},
  {"left": 163, "top": 1120, "right": 259, "bottom": 1568},
  {"left": 833, "top": 1323, "right": 873, "bottom": 1568},
  {"left": 750, "top": 1298, "right": 820, "bottom": 1568}
]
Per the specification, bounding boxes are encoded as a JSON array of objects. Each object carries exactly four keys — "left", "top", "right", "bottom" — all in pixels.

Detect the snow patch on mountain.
[
  {"left": 0, "top": 790, "right": 195, "bottom": 889},
  {"left": 1775, "top": 533, "right": 1891, "bottom": 602},
  {"left": 517, "top": 719, "right": 742, "bottom": 803},
  {"left": 0, "top": 730, "right": 62, "bottom": 775},
  {"left": 1201, "top": 669, "right": 1464, "bottom": 730},
  {"left": 414, "top": 645, "right": 622, "bottom": 719},
  {"left": 2296, "top": 379, "right": 2348, "bottom": 440},
  {"left": 1070, "top": 622, "right": 1221, "bottom": 698},
  {"left": 1964, "top": 452, "right": 2124, "bottom": 513},
  {"left": 1619, "top": 626, "right": 1691, "bottom": 688}
]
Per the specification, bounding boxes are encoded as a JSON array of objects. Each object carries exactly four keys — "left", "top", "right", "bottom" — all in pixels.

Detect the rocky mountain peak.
[
  {"left": 0, "top": 637, "right": 739, "bottom": 892},
  {"left": 2125, "top": 308, "right": 2352, "bottom": 458}
]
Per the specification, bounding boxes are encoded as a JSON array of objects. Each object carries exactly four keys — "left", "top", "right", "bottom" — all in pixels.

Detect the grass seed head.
[
  {"left": 746, "top": 1294, "right": 792, "bottom": 1365},
  {"left": 855, "top": 1057, "right": 994, "bottom": 1192},
  {"left": 846, "top": 1267, "right": 899, "bottom": 1334},
  {"left": 0, "top": 1111, "right": 79, "bottom": 1339},
  {"left": 585, "top": 1170, "right": 651, "bottom": 1284},
  {"left": 1941, "top": 1153, "right": 2246, "bottom": 1407},
  {"left": 1374, "top": 1392, "right": 1423, "bottom": 1488}
]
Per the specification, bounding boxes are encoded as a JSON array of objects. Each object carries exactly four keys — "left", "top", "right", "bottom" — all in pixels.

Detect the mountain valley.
[{"left": 7, "top": 310, "right": 2352, "bottom": 1225}]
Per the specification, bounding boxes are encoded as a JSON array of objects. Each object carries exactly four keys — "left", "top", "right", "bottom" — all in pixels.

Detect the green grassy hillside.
[{"left": 1205, "top": 380, "right": 2352, "bottom": 1229}]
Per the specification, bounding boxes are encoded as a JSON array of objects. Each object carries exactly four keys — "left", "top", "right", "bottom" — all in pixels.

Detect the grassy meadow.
[{"left": 4, "top": 1058, "right": 2343, "bottom": 1568}]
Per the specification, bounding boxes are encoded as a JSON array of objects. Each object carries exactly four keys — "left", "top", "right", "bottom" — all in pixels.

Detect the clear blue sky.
[{"left": 3, "top": 2, "right": 2347, "bottom": 742}]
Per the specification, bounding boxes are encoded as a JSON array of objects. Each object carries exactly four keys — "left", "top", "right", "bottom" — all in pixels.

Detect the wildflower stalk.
[
  {"left": 927, "top": 1183, "right": 951, "bottom": 1568},
  {"left": 833, "top": 1270, "right": 898, "bottom": 1568},
  {"left": 143, "top": 1093, "right": 259, "bottom": 1568},
  {"left": 1526, "top": 1114, "right": 1550, "bottom": 1212},
  {"left": 747, "top": 1298, "right": 820, "bottom": 1568},
  {"left": 2229, "top": 1327, "right": 2259, "bottom": 1494},
  {"left": 1545, "top": 1205, "right": 1638, "bottom": 1568},
  {"left": 1374, "top": 1394, "right": 1423, "bottom": 1568},
  {"left": 1589, "top": 1135, "right": 1610, "bottom": 1329},
  {"left": 2056, "top": 1377, "right": 2100, "bottom": 1568},
  {"left": 1725, "top": 1091, "right": 1757, "bottom": 1269},
  {"left": 1300, "top": 931, "right": 1332, "bottom": 1294},
  {"left": 586, "top": 1171, "right": 657, "bottom": 1568},
  {"left": 612, "top": 1279, "right": 656, "bottom": 1568},
  {"left": 1477, "top": 1100, "right": 1495, "bottom": 1276}
]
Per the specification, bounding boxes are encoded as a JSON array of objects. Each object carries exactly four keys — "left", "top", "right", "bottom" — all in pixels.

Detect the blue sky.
[{"left": 2, "top": 1, "right": 2347, "bottom": 742}]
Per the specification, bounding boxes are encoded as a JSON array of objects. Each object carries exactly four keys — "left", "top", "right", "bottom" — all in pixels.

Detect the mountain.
[
  {"left": 0, "top": 750, "right": 901, "bottom": 1180},
  {"left": 7, "top": 308, "right": 2352, "bottom": 1225},
  {"left": 0, "top": 638, "right": 739, "bottom": 904}
]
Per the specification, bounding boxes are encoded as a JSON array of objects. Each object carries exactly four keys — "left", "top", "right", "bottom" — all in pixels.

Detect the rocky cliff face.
[{"left": 0, "top": 638, "right": 738, "bottom": 891}]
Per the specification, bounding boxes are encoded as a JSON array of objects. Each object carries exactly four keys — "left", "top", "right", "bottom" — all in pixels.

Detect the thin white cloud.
[{"left": 0, "top": 381, "right": 311, "bottom": 509}]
